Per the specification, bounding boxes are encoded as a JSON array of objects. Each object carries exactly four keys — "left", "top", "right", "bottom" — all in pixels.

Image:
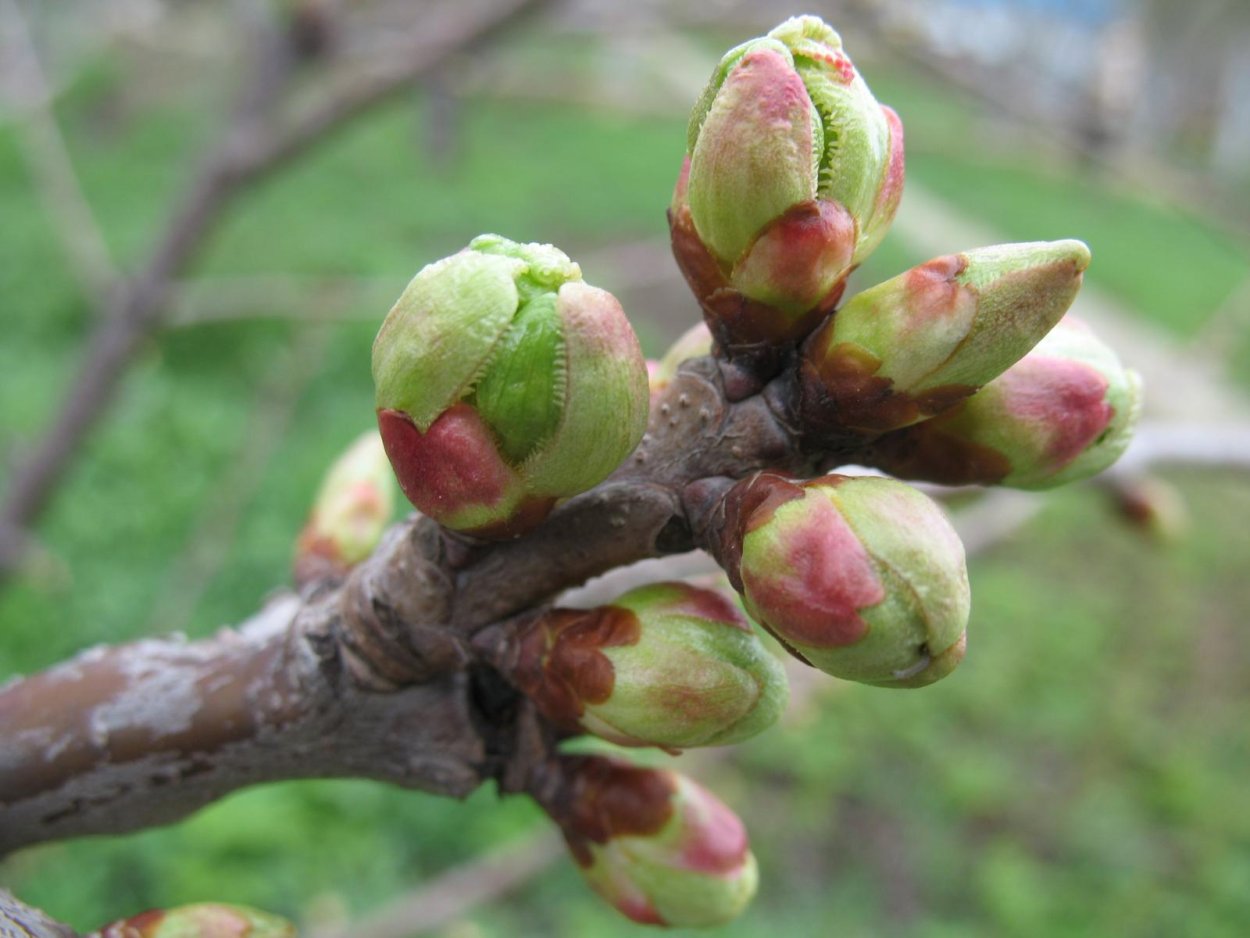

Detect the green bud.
[
  {"left": 513, "top": 582, "right": 788, "bottom": 749},
  {"left": 373, "top": 235, "right": 649, "bottom": 538},
  {"left": 551, "top": 757, "right": 758, "bottom": 927},
  {"left": 723, "top": 472, "right": 969, "bottom": 687},
  {"left": 294, "top": 430, "right": 393, "bottom": 580},
  {"left": 800, "top": 240, "right": 1091, "bottom": 436},
  {"left": 96, "top": 903, "right": 294, "bottom": 938},
  {"left": 871, "top": 317, "right": 1142, "bottom": 489},
  {"left": 670, "top": 16, "right": 903, "bottom": 350}
]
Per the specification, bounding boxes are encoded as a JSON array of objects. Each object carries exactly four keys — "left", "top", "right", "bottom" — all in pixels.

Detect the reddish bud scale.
[
  {"left": 872, "top": 106, "right": 906, "bottom": 236},
  {"left": 799, "top": 254, "right": 979, "bottom": 436},
  {"left": 869, "top": 317, "right": 1138, "bottom": 489},
  {"left": 512, "top": 606, "right": 642, "bottom": 732},
  {"left": 669, "top": 194, "right": 852, "bottom": 355},
  {"left": 511, "top": 582, "right": 786, "bottom": 749},
  {"left": 799, "top": 342, "right": 976, "bottom": 439},
  {"left": 724, "top": 471, "right": 969, "bottom": 686},
  {"left": 741, "top": 478, "right": 885, "bottom": 649},
  {"left": 558, "top": 757, "right": 679, "bottom": 868},
  {"left": 869, "top": 422, "right": 1014, "bottom": 487},
  {"left": 996, "top": 356, "right": 1112, "bottom": 469},
  {"left": 377, "top": 406, "right": 553, "bottom": 538},
  {"left": 800, "top": 240, "right": 1091, "bottom": 443},
  {"left": 550, "top": 757, "right": 757, "bottom": 927}
]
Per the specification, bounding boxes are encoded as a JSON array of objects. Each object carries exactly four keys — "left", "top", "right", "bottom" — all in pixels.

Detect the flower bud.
[
  {"left": 512, "top": 582, "right": 787, "bottom": 749},
  {"left": 722, "top": 472, "right": 969, "bottom": 687},
  {"left": 294, "top": 430, "right": 393, "bottom": 582},
  {"left": 551, "top": 757, "right": 758, "bottom": 927},
  {"left": 648, "top": 322, "right": 714, "bottom": 400},
  {"left": 372, "top": 235, "right": 649, "bottom": 538},
  {"left": 96, "top": 903, "right": 294, "bottom": 938},
  {"left": 800, "top": 240, "right": 1090, "bottom": 437},
  {"left": 871, "top": 317, "right": 1142, "bottom": 489},
  {"left": 670, "top": 16, "right": 903, "bottom": 350},
  {"left": 1105, "top": 475, "right": 1189, "bottom": 543}
]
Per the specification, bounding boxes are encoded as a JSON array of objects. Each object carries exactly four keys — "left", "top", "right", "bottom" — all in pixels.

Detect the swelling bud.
[
  {"left": 95, "top": 903, "right": 294, "bottom": 938},
  {"left": 372, "top": 235, "right": 648, "bottom": 538},
  {"left": 670, "top": 16, "right": 903, "bottom": 350},
  {"left": 800, "top": 240, "right": 1090, "bottom": 436},
  {"left": 512, "top": 582, "right": 787, "bottom": 749},
  {"left": 722, "top": 472, "right": 969, "bottom": 687},
  {"left": 550, "top": 757, "right": 758, "bottom": 927},
  {"left": 294, "top": 430, "right": 393, "bottom": 582},
  {"left": 871, "top": 317, "right": 1141, "bottom": 489}
]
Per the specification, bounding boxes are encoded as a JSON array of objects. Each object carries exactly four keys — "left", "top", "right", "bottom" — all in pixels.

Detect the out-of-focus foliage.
[{"left": 2, "top": 12, "right": 1249, "bottom": 936}]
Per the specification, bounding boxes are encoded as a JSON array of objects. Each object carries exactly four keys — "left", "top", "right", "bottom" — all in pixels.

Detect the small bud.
[
  {"left": 722, "top": 472, "right": 969, "bottom": 687},
  {"left": 96, "top": 903, "right": 294, "bottom": 938},
  {"left": 871, "top": 317, "right": 1141, "bottom": 489},
  {"left": 800, "top": 240, "right": 1090, "bottom": 436},
  {"left": 670, "top": 16, "right": 902, "bottom": 350},
  {"left": 551, "top": 757, "right": 758, "bottom": 927},
  {"left": 373, "top": 235, "right": 649, "bottom": 537},
  {"left": 294, "top": 430, "right": 393, "bottom": 582},
  {"left": 648, "top": 322, "right": 714, "bottom": 400},
  {"left": 1105, "top": 475, "right": 1189, "bottom": 543},
  {"left": 512, "top": 582, "right": 788, "bottom": 749}
]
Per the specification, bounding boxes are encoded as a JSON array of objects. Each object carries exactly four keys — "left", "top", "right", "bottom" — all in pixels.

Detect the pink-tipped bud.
[
  {"left": 372, "top": 235, "right": 649, "bottom": 538},
  {"left": 96, "top": 903, "right": 294, "bottom": 938},
  {"left": 871, "top": 317, "right": 1141, "bottom": 489},
  {"left": 512, "top": 582, "right": 788, "bottom": 749},
  {"left": 670, "top": 16, "right": 902, "bottom": 352},
  {"left": 549, "top": 757, "right": 758, "bottom": 927},
  {"left": 800, "top": 240, "right": 1091, "bottom": 437},
  {"left": 294, "top": 430, "right": 393, "bottom": 582},
  {"left": 720, "top": 472, "right": 969, "bottom": 687}
]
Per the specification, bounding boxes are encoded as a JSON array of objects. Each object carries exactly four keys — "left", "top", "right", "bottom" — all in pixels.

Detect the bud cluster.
[{"left": 351, "top": 11, "right": 1144, "bottom": 932}]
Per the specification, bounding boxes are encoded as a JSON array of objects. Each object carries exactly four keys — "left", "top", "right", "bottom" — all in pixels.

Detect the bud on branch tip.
[
  {"left": 670, "top": 15, "right": 903, "bottom": 351},
  {"left": 512, "top": 582, "right": 788, "bottom": 749},
  {"left": 722, "top": 472, "right": 970, "bottom": 687},
  {"left": 800, "top": 239, "right": 1091, "bottom": 437},
  {"left": 372, "top": 235, "right": 649, "bottom": 538},
  {"left": 548, "top": 757, "right": 758, "bottom": 927},
  {"left": 870, "top": 317, "right": 1141, "bottom": 488}
]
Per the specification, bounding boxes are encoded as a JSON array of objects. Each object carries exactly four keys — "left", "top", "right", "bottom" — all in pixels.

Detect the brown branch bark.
[
  {"left": 0, "top": 0, "right": 550, "bottom": 577},
  {"left": 0, "top": 357, "right": 813, "bottom": 855},
  {"left": 0, "top": 888, "right": 76, "bottom": 938}
]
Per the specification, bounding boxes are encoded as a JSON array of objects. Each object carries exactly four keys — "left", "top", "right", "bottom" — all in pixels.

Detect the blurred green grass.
[{"left": 1, "top": 35, "right": 1249, "bottom": 936}]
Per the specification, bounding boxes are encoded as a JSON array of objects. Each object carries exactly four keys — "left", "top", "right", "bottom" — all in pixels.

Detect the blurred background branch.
[{"left": 0, "top": 0, "right": 550, "bottom": 579}]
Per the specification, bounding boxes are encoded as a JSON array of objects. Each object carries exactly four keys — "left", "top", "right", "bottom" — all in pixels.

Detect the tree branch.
[{"left": 0, "top": 356, "right": 812, "bottom": 854}]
